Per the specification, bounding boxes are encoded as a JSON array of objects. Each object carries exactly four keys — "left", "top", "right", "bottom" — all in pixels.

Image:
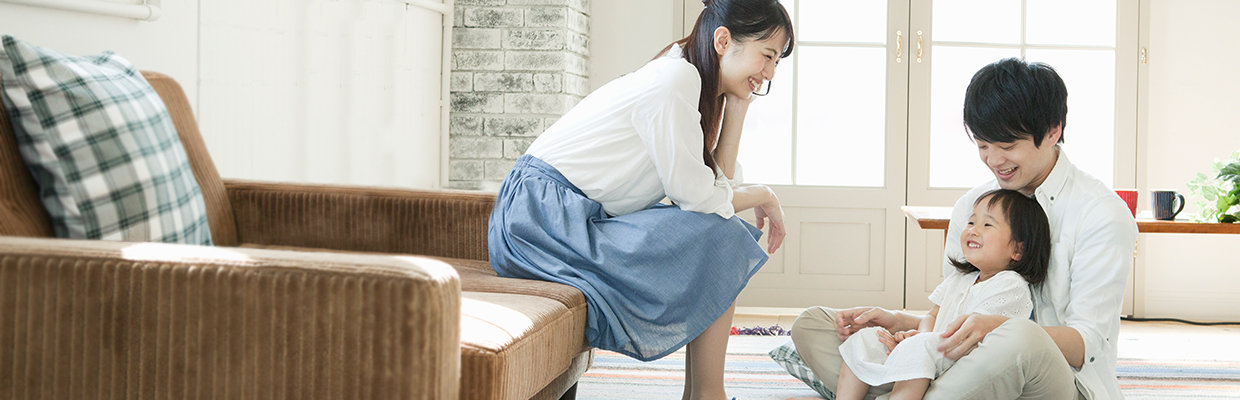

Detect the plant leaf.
[
  {"left": 1219, "top": 162, "right": 1240, "bottom": 182},
  {"left": 1203, "top": 185, "right": 1219, "bottom": 201}
]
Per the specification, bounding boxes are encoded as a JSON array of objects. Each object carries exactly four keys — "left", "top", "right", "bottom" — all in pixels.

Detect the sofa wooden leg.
[{"left": 558, "top": 383, "right": 578, "bottom": 400}]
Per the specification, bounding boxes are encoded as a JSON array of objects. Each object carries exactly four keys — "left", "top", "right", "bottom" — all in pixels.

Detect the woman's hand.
[
  {"left": 753, "top": 186, "right": 785, "bottom": 254},
  {"left": 724, "top": 91, "right": 756, "bottom": 111}
]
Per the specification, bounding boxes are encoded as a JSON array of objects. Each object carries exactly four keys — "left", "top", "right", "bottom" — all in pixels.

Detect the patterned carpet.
[{"left": 577, "top": 331, "right": 1240, "bottom": 399}]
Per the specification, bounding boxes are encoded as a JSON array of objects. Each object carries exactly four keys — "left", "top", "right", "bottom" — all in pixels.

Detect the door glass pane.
[
  {"left": 740, "top": 55, "right": 794, "bottom": 185},
  {"left": 796, "top": 46, "right": 886, "bottom": 187},
  {"left": 928, "top": 46, "right": 1021, "bottom": 189},
  {"left": 932, "top": 0, "right": 1021, "bottom": 44},
  {"left": 1025, "top": 49, "right": 1116, "bottom": 185},
  {"left": 1027, "top": 0, "right": 1116, "bottom": 46},
  {"left": 799, "top": 0, "right": 887, "bottom": 43}
]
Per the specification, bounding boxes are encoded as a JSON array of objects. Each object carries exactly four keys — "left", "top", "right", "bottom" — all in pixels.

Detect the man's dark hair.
[
  {"left": 950, "top": 189, "right": 1051, "bottom": 287},
  {"left": 963, "top": 57, "right": 1067, "bottom": 147}
]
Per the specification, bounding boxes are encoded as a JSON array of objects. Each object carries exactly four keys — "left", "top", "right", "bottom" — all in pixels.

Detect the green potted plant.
[{"left": 1186, "top": 149, "right": 1240, "bottom": 223}]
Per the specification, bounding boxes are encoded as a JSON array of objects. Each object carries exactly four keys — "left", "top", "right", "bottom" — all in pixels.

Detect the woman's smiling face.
[{"left": 716, "top": 27, "right": 787, "bottom": 98}]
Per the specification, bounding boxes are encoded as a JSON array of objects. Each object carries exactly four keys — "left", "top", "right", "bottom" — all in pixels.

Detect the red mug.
[{"left": 1114, "top": 189, "right": 1137, "bottom": 217}]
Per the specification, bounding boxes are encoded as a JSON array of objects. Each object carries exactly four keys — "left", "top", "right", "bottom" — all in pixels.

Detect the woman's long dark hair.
[
  {"left": 656, "top": 0, "right": 794, "bottom": 172},
  {"left": 950, "top": 189, "right": 1051, "bottom": 286}
]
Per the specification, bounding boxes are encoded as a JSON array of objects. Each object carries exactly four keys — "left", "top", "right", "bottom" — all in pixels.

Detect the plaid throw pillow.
[
  {"left": 769, "top": 340, "right": 836, "bottom": 399},
  {"left": 0, "top": 35, "right": 211, "bottom": 245}
]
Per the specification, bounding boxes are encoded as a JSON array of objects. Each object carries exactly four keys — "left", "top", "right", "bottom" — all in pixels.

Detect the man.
[{"left": 789, "top": 58, "right": 1138, "bottom": 399}]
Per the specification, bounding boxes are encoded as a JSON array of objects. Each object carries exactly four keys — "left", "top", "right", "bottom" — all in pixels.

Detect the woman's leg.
[
  {"left": 682, "top": 345, "right": 693, "bottom": 400},
  {"left": 836, "top": 362, "right": 871, "bottom": 400},
  {"left": 890, "top": 379, "right": 930, "bottom": 400},
  {"left": 684, "top": 302, "right": 736, "bottom": 400}
]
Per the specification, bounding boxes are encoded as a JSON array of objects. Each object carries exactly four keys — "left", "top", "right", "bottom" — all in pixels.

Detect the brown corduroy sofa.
[{"left": 0, "top": 71, "right": 592, "bottom": 400}]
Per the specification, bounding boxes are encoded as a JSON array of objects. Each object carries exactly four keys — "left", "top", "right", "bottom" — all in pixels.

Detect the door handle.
[
  {"left": 917, "top": 30, "right": 924, "bottom": 63},
  {"left": 896, "top": 30, "right": 903, "bottom": 63}
]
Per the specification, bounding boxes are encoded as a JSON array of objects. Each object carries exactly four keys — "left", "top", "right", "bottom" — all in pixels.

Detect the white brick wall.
[{"left": 449, "top": 0, "right": 590, "bottom": 190}]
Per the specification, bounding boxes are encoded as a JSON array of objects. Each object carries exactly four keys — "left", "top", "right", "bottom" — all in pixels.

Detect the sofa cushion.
[
  {"left": 237, "top": 244, "right": 591, "bottom": 400},
  {"left": 0, "top": 35, "right": 211, "bottom": 244},
  {"left": 441, "top": 256, "right": 586, "bottom": 310},
  {"left": 461, "top": 291, "right": 588, "bottom": 400}
]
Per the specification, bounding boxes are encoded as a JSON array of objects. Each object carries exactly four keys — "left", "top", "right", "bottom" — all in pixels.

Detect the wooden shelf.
[{"left": 901, "top": 206, "right": 1240, "bottom": 234}]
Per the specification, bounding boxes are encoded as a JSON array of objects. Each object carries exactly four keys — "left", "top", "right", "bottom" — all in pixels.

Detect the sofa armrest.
[
  {"left": 224, "top": 179, "right": 496, "bottom": 261},
  {"left": 0, "top": 236, "right": 460, "bottom": 400}
]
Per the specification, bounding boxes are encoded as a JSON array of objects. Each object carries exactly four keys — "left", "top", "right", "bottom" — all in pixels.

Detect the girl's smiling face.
[
  {"left": 715, "top": 27, "right": 787, "bottom": 98},
  {"left": 961, "top": 196, "right": 1023, "bottom": 276}
]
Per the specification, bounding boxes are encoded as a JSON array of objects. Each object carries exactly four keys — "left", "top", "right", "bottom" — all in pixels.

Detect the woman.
[{"left": 487, "top": 0, "right": 794, "bottom": 398}]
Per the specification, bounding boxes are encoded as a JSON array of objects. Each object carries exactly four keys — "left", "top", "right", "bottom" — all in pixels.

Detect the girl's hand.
[
  {"left": 876, "top": 327, "right": 898, "bottom": 354},
  {"left": 754, "top": 186, "right": 785, "bottom": 254},
  {"left": 894, "top": 330, "right": 921, "bottom": 343}
]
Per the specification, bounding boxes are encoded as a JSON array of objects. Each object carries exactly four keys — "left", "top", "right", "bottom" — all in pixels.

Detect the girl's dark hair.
[
  {"left": 950, "top": 189, "right": 1051, "bottom": 286},
  {"left": 656, "top": 0, "right": 794, "bottom": 172},
  {"left": 963, "top": 57, "right": 1067, "bottom": 148}
]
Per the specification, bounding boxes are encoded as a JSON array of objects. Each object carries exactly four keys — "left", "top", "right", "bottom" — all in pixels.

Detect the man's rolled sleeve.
[{"left": 1063, "top": 198, "right": 1137, "bottom": 369}]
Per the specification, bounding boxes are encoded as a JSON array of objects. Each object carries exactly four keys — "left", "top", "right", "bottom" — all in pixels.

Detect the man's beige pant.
[{"left": 790, "top": 307, "right": 1084, "bottom": 400}]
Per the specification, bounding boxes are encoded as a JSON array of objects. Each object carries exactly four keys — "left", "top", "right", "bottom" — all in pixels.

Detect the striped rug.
[{"left": 578, "top": 335, "right": 1240, "bottom": 399}]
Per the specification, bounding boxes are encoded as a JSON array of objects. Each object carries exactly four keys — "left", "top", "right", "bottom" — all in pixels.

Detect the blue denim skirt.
[{"left": 488, "top": 155, "right": 768, "bottom": 361}]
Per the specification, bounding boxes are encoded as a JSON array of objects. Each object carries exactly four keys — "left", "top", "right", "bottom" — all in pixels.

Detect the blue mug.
[{"left": 1151, "top": 190, "right": 1185, "bottom": 220}]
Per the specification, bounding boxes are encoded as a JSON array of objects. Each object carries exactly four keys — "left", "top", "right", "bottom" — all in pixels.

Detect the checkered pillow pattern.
[
  {"left": 769, "top": 340, "right": 836, "bottom": 399},
  {"left": 0, "top": 35, "right": 211, "bottom": 244}
]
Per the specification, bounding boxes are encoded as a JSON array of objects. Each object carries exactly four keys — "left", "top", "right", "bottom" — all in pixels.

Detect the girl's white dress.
[{"left": 839, "top": 270, "right": 1034, "bottom": 386}]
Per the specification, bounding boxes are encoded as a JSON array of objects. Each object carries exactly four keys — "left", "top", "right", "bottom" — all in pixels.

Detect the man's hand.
[
  {"left": 937, "top": 313, "right": 1010, "bottom": 360},
  {"left": 835, "top": 307, "right": 899, "bottom": 342}
]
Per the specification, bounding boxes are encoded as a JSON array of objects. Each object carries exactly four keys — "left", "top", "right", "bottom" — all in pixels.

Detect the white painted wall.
[
  {"left": 0, "top": 0, "right": 445, "bottom": 190},
  {"left": 1141, "top": 0, "right": 1240, "bottom": 321},
  {"left": 0, "top": 1, "right": 199, "bottom": 106},
  {"left": 199, "top": 0, "right": 443, "bottom": 188},
  {"left": 588, "top": 0, "right": 682, "bottom": 91}
]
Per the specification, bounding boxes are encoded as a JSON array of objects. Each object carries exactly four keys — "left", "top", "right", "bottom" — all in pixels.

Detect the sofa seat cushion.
[
  {"left": 237, "top": 244, "right": 591, "bottom": 400},
  {"left": 436, "top": 256, "right": 586, "bottom": 310},
  {"left": 461, "top": 291, "right": 588, "bottom": 400}
]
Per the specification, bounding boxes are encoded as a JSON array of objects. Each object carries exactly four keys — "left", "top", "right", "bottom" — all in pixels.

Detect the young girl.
[
  {"left": 488, "top": 0, "right": 793, "bottom": 398},
  {"left": 836, "top": 189, "right": 1051, "bottom": 400}
]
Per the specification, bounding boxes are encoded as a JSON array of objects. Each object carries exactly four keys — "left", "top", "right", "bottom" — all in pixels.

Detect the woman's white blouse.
[{"left": 525, "top": 45, "right": 740, "bottom": 218}]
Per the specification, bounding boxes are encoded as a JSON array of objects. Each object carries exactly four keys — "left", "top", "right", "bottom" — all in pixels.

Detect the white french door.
[{"left": 687, "top": 0, "right": 1138, "bottom": 310}]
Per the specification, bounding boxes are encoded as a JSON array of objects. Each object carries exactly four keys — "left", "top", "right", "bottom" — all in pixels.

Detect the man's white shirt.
[{"left": 942, "top": 149, "right": 1138, "bottom": 400}]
